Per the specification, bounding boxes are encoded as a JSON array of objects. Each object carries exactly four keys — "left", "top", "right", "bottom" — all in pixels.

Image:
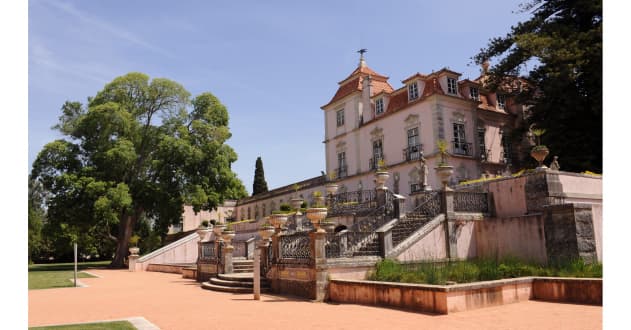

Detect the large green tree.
[
  {"left": 252, "top": 156, "right": 268, "bottom": 196},
  {"left": 31, "top": 73, "right": 247, "bottom": 267},
  {"left": 474, "top": 0, "right": 602, "bottom": 172}
]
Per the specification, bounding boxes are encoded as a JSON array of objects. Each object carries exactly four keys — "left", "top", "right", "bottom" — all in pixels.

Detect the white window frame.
[
  {"left": 336, "top": 109, "right": 345, "bottom": 127},
  {"left": 469, "top": 87, "right": 479, "bottom": 101},
  {"left": 375, "top": 98, "right": 384, "bottom": 115},
  {"left": 447, "top": 77, "right": 458, "bottom": 95},
  {"left": 408, "top": 82, "right": 419, "bottom": 101}
]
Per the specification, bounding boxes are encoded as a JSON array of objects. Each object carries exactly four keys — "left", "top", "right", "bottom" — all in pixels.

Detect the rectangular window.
[
  {"left": 469, "top": 87, "right": 479, "bottom": 101},
  {"left": 336, "top": 109, "right": 345, "bottom": 127},
  {"left": 501, "top": 131, "right": 512, "bottom": 163},
  {"left": 477, "top": 127, "right": 486, "bottom": 160},
  {"left": 337, "top": 152, "right": 347, "bottom": 178},
  {"left": 452, "top": 123, "right": 469, "bottom": 155},
  {"left": 371, "top": 139, "right": 383, "bottom": 169},
  {"left": 497, "top": 94, "right": 506, "bottom": 109},
  {"left": 408, "top": 82, "right": 419, "bottom": 101},
  {"left": 447, "top": 77, "right": 458, "bottom": 94},
  {"left": 406, "top": 127, "right": 420, "bottom": 161},
  {"left": 375, "top": 98, "right": 384, "bottom": 115}
]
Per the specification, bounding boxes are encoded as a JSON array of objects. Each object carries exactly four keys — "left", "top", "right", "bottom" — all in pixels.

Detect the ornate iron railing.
[
  {"left": 200, "top": 242, "right": 216, "bottom": 261},
  {"left": 329, "top": 189, "right": 377, "bottom": 216},
  {"left": 325, "top": 231, "right": 379, "bottom": 258},
  {"left": 454, "top": 192, "right": 489, "bottom": 213},
  {"left": 452, "top": 140, "right": 473, "bottom": 156},
  {"left": 261, "top": 243, "right": 273, "bottom": 277},
  {"left": 409, "top": 191, "right": 441, "bottom": 218},
  {"left": 403, "top": 144, "right": 423, "bottom": 162},
  {"left": 279, "top": 232, "right": 312, "bottom": 264}
]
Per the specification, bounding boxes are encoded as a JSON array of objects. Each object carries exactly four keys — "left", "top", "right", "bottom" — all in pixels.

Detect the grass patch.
[
  {"left": 28, "top": 261, "right": 111, "bottom": 290},
  {"left": 368, "top": 258, "right": 602, "bottom": 285},
  {"left": 30, "top": 320, "right": 136, "bottom": 330}
]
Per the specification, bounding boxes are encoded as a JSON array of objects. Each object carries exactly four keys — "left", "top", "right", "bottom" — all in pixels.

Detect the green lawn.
[
  {"left": 30, "top": 320, "right": 136, "bottom": 330},
  {"left": 28, "top": 261, "right": 111, "bottom": 290}
]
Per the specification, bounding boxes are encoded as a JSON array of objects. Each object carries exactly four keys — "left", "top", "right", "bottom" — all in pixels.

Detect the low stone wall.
[
  {"left": 328, "top": 277, "right": 602, "bottom": 314},
  {"left": 532, "top": 277, "right": 602, "bottom": 305},
  {"left": 146, "top": 264, "right": 190, "bottom": 274},
  {"left": 269, "top": 265, "right": 316, "bottom": 299}
]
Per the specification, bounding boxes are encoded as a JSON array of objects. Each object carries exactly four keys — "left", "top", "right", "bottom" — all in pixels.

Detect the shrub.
[{"left": 279, "top": 203, "right": 292, "bottom": 212}]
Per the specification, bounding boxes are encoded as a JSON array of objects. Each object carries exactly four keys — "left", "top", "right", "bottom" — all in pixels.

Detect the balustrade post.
[
  {"left": 377, "top": 229, "right": 393, "bottom": 258},
  {"left": 310, "top": 230, "right": 327, "bottom": 302},
  {"left": 441, "top": 190, "right": 457, "bottom": 260}
]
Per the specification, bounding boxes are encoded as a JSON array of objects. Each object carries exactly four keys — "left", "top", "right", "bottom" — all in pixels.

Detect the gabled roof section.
[
  {"left": 401, "top": 72, "right": 427, "bottom": 84},
  {"left": 422, "top": 77, "right": 445, "bottom": 97},
  {"left": 322, "top": 63, "right": 393, "bottom": 109}
]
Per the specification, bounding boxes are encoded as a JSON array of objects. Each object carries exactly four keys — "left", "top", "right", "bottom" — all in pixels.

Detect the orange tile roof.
[
  {"left": 401, "top": 72, "right": 426, "bottom": 84},
  {"left": 422, "top": 77, "right": 445, "bottom": 97},
  {"left": 323, "top": 64, "right": 393, "bottom": 108}
]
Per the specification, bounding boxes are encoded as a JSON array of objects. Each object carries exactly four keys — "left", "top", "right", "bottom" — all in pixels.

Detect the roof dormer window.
[
  {"left": 375, "top": 98, "right": 384, "bottom": 115},
  {"left": 408, "top": 82, "right": 419, "bottom": 101},
  {"left": 469, "top": 87, "right": 479, "bottom": 101},
  {"left": 447, "top": 77, "right": 458, "bottom": 95}
]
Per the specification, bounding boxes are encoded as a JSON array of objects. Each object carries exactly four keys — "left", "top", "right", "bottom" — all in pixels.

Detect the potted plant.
[
  {"left": 221, "top": 222, "right": 236, "bottom": 244},
  {"left": 306, "top": 203, "right": 328, "bottom": 233},
  {"left": 197, "top": 220, "right": 211, "bottom": 240},
  {"left": 325, "top": 172, "right": 339, "bottom": 196},
  {"left": 258, "top": 222, "right": 275, "bottom": 241},
  {"left": 530, "top": 128, "right": 549, "bottom": 169},
  {"left": 312, "top": 190, "right": 325, "bottom": 206},
  {"left": 128, "top": 235, "right": 140, "bottom": 255},
  {"left": 290, "top": 184, "right": 304, "bottom": 215},
  {"left": 269, "top": 210, "right": 290, "bottom": 230},
  {"left": 435, "top": 139, "right": 454, "bottom": 191},
  {"left": 374, "top": 159, "right": 390, "bottom": 189}
]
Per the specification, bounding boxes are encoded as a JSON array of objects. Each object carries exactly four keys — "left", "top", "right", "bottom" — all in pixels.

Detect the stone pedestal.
[
  {"left": 223, "top": 245, "right": 234, "bottom": 274},
  {"left": 128, "top": 254, "right": 139, "bottom": 272},
  {"left": 310, "top": 231, "right": 327, "bottom": 302},
  {"left": 441, "top": 190, "right": 457, "bottom": 260},
  {"left": 254, "top": 245, "right": 261, "bottom": 300}
]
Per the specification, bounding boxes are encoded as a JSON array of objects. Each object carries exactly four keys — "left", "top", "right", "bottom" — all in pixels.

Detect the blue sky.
[{"left": 28, "top": 0, "right": 532, "bottom": 194}]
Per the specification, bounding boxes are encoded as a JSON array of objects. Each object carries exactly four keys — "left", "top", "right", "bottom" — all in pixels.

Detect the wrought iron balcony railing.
[
  {"left": 403, "top": 144, "right": 423, "bottom": 162},
  {"left": 452, "top": 140, "right": 473, "bottom": 156}
]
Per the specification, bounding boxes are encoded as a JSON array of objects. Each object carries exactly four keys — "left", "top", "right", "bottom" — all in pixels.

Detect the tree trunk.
[{"left": 109, "top": 210, "right": 138, "bottom": 268}]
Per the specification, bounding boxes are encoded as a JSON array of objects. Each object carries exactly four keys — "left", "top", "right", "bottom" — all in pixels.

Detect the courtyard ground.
[{"left": 29, "top": 269, "right": 602, "bottom": 330}]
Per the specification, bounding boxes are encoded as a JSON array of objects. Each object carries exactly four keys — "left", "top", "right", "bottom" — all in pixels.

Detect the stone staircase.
[
  {"left": 391, "top": 213, "right": 431, "bottom": 247},
  {"left": 201, "top": 272, "right": 270, "bottom": 294},
  {"left": 233, "top": 258, "right": 254, "bottom": 273},
  {"left": 352, "top": 235, "right": 381, "bottom": 256}
]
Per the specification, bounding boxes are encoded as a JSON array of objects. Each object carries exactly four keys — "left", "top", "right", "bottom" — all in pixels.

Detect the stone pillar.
[
  {"left": 223, "top": 245, "right": 234, "bottom": 274},
  {"left": 543, "top": 203, "right": 598, "bottom": 265},
  {"left": 441, "top": 190, "right": 457, "bottom": 260},
  {"left": 271, "top": 232, "right": 280, "bottom": 263},
  {"left": 253, "top": 243, "right": 262, "bottom": 300},
  {"left": 377, "top": 229, "right": 392, "bottom": 258},
  {"left": 310, "top": 231, "right": 327, "bottom": 302},
  {"left": 128, "top": 254, "right": 139, "bottom": 272},
  {"left": 196, "top": 241, "right": 203, "bottom": 281}
]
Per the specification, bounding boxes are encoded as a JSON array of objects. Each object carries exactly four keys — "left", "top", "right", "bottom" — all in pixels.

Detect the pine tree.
[
  {"left": 252, "top": 157, "right": 269, "bottom": 195},
  {"left": 474, "top": 0, "right": 602, "bottom": 172}
]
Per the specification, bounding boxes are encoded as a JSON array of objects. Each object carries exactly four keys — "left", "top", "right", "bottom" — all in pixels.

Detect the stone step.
[
  {"left": 201, "top": 282, "right": 270, "bottom": 294},
  {"left": 210, "top": 277, "right": 268, "bottom": 288},
  {"left": 217, "top": 272, "right": 256, "bottom": 283}
]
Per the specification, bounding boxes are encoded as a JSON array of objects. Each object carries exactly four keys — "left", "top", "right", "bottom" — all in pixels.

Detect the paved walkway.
[{"left": 29, "top": 269, "right": 602, "bottom": 330}]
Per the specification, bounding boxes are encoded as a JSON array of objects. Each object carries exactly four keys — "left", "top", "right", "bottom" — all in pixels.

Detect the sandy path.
[{"left": 29, "top": 269, "right": 602, "bottom": 330}]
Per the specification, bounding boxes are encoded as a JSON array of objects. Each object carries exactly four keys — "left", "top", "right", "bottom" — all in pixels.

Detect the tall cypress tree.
[{"left": 252, "top": 157, "right": 268, "bottom": 195}]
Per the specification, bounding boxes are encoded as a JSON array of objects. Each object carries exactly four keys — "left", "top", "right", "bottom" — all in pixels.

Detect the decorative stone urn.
[
  {"left": 325, "top": 183, "right": 339, "bottom": 196},
  {"left": 213, "top": 223, "right": 226, "bottom": 240},
  {"left": 128, "top": 247, "right": 140, "bottom": 256},
  {"left": 269, "top": 213, "right": 289, "bottom": 230},
  {"left": 435, "top": 165, "right": 454, "bottom": 191},
  {"left": 196, "top": 227, "right": 210, "bottom": 241},
  {"left": 258, "top": 225, "right": 275, "bottom": 241},
  {"left": 530, "top": 145, "right": 550, "bottom": 170},
  {"left": 306, "top": 207, "right": 328, "bottom": 233},
  {"left": 290, "top": 197, "right": 304, "bottom": 215},
  {"left": 221, "top": 229, "right": 236, "bottom": 246},
  {"left": 374, "top": 171, "right": 390, "bottom": 190}
]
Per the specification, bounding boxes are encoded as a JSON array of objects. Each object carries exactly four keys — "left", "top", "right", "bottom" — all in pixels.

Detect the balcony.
[
  {"left": 452, "top": 140, "right": 472, "bottom": 156},
  {"left": 369, "top": 156, "right": 384, "bottom": 171},
  {"left": 403, "top": 144, "right": 423, "bottom": 162},
  {"left": 336, "top": 165, "right": 348, "bottom": 179}
]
